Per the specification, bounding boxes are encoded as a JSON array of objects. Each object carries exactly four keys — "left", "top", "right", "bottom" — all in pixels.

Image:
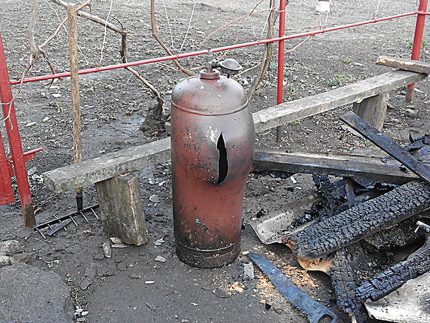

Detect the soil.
[{"left": 1, "top": 0, "right": 430, "bottom": 322}]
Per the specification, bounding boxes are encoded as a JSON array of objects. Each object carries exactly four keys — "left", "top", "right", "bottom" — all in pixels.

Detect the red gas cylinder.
[{"left": 171, "top": 59, "right": 255, "bottom": 268}]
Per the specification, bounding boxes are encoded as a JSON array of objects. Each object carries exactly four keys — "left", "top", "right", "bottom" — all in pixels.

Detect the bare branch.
[
  {"left": 150, "top": 0, "right": 193, "bottom": 76},
  {"left": 99, "top": 0, "right": 114, "bottom": 64},
  {"left": 247, "top": 0, "right": 276, "bottom": 100},
  {"left": 28, "top": 0, "right": 39, "bottom": 65},
  {"left": 179, "top": 1, "right": 196, "bottom": 52},
  {"left": 39, "top": 17, "right": 67, "bottom": 49},
  {"left": 50, "top": 0, "right": 125, "bottom": 35},
  {"left": 160, "top": 0, "right": 175, "bottom": 49},
  {"left": 201, "top": 8, "right": 270, "bottom": 46}
]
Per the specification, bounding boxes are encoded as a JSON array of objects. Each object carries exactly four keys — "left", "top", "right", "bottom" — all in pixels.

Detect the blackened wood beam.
[{"left": 341, "top": 111, "right": 430, "bottom": 184}]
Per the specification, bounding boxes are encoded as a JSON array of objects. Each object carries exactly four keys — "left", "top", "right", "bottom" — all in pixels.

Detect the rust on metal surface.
[{"left": 171, "top": 62, "right": 255, "bottom": 268}]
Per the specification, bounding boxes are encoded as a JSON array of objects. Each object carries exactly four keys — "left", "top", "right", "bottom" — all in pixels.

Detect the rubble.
[
  {"left": 286, "top": 180, "right": 430, "bottom": 258},
  {"left": 243, "top": 262, "right": 255, "bottom": 280},
  {"left": 250, "top": 123, "right": 430, "bottom": 321},
  {"left": 0, "top": 240, "right": 23, "bottom": 268}
]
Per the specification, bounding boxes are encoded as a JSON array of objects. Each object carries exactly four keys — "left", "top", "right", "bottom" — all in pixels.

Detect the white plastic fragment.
[
  {"left": 102, "top": 242, "right": 112, "bottom": 258},
  {"left": 154, "top": 255, "right": 166, "bottom": 263}
]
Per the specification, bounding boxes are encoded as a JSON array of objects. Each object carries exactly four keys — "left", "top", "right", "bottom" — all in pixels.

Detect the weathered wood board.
[
  {"left": 377, "top": 55, "right": 430, "bottom": 75},
  {"left": 253, "top": 150, "right": 417, "bottom": 184},
  {"left": 95, "top": 172, "right": 148, "bottom": 246},
  {"left": 352, "top": 93, "right": 388, "bottom": 131},
  {"left": 253, "top": 70, "right": 425, "bottom": 132},
  {"left": 43, "top": 70, "right": 426, "bottom": 193}
]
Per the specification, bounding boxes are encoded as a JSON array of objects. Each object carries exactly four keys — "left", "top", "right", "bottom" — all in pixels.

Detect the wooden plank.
[
  {"left": 253, "top": 70, "right": 426, "bottom": 132},
  {"left": 353, "top": 93, "right": 388, "bottom": 131},
  {"left": 253, "top": 150, "right": 418, "bottom": 184},
  {"left": 96, "top": 172, "right": 148, "bottom": 246},
  {"left": 43, "top": 70, "right": 427, "bottom": 193},
  {"left": 43, "top": 137, "right": 171, "bottom": 193},
  {"left": 377, "top": 55, "right": 430, "bottom": 75}
]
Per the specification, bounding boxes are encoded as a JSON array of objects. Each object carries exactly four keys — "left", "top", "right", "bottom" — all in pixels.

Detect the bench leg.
[
  {"left": 95, "top": 172, "right": 149, "bottom": 246},
  {"left": 353, "top": 93, "right": 389, "bottom": 131}
]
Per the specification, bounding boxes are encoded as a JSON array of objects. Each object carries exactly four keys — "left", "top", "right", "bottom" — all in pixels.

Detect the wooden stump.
[
  {"left": 95, "top": 172, "right": 148, "bottom": 246},
  {"left": 353, "top": 93, "right": 389, "bottom": 131}
]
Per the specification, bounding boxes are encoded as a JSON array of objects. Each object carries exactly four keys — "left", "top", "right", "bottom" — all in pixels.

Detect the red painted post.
[
  {"left": 0, "top": 130, "right": 14, "bottom": 205},
  {"left": 276, "top": 0, "right": 287, "bottom": 143},
  {"left": 406, "top": 0, "right": 428, "bottom": 102},
  {"left": 0, "top": 33, "right": 35, "bottom": 227}
]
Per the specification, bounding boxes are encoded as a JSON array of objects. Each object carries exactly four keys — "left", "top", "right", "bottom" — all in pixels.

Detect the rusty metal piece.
[
  {"left": 47, "top": 219, "right": 72, "bottom": 237},
  {"left": 341, "top": 111, "right": 430, "bottom": 183},
  {"left": 416, "top": 221, "right": 430, "bottom": 233},
  {"left": 216, "top": 58, "right": 242, "bottom": 76},
  {"left": 34, "top": 204, "right": 99, "bottom": 237},
  {"left": 171, "top": 64, "right": 255, "bottom": 268},
  {"left": 249, "top": 252, "right": 339, "bottom": 323}
]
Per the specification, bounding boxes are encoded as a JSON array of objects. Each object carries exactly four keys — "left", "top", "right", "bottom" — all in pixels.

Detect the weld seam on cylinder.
[
  {"left": 171, "top": 101, "right": 249, "bottom": 116},
  {"left": 176, "top": 241, "right": 236, "bottom": 253}
]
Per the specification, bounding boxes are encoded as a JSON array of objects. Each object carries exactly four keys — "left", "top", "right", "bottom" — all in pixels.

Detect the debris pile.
[{"left": 250, "top": 114, "right": 430, "bottom": 322}]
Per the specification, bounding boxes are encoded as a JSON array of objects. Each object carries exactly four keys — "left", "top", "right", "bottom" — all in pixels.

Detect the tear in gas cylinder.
[{"left": 170, "top": 59, "right": 255, "bottom": 268}]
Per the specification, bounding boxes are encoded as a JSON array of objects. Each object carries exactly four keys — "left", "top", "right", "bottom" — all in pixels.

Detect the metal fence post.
[
  {"left": 0, "top": 33, "right": 35, "bottom": 227},
  {"left": 406, "top": 0, "right": 428, "bottom": 102},
  {"left": 276, "top": 0, "right": 287, "bottom": 143}
]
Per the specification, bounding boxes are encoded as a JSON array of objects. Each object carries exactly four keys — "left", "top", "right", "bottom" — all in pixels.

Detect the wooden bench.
[{"left": 42, "top": 70, "right": 427, "bottom": 244}]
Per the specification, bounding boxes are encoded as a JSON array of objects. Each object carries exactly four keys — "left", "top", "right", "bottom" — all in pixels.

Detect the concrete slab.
[{"left": 0, "top": 263, "right": 73, "bottom": 323}]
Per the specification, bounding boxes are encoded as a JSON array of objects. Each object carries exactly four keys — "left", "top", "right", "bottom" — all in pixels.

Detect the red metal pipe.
[
  {"left": 277, "top": 0, "right": 287, "bottom": 105},
  {"left": 0, "top": 130, "right": 14, "bottom": 205},
  {"left": 406, "top": 0, "right": 428, "bottom": 102},
  {"left": 0, "top": 33, "right": 35, "bottom": 227},
  {"left": 10, "top": 11, "right": 417, "bottom": 86}
]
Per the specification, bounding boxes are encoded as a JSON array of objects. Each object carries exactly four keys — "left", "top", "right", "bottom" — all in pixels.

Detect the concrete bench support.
[{"left": 95, "top": 172, "right": 148, "bottom": 246}]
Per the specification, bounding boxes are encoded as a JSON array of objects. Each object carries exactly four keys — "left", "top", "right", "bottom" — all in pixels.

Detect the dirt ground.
[{"left": 1, "top": 0, "right": 430, "bottom": 322}]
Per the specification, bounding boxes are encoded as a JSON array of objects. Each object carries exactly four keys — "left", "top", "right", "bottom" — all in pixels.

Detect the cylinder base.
[{"left": 176, "top": 242, "right": 240, "bottom": 269}]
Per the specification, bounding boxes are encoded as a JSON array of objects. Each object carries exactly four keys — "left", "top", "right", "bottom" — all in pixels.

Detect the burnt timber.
[
  {"left": 331, "top": 247, "right": 364, "bottom": 322},
  {"left": 341, "top": 111, "right": 430, "bottom": 183},
  {"left": 286, "top": 180, "right": 430, "bottom": 259},
  {"left": 356, "top": 239, "right": 430, "bottom": 302}
]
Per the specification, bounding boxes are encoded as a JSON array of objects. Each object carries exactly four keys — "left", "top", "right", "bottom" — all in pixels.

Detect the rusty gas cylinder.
[{"left": 171, "top": 59, "right": 255, "bottom": 268}]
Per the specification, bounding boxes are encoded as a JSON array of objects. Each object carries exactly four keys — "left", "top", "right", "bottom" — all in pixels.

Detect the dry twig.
[
  {"left": 179, "top": 1, "right": 196, "bottom": 52},
  {"left": 247, "top": 0, "right": 276, "bottom": 100},
  {"left": 150, "top": 0, "right": 193, "bottom": 76}
]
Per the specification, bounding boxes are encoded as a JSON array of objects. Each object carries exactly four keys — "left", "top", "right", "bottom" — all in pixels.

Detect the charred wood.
[
  {"left": 331, "top": 248, "right": 364, "bottom": 321},
  {"left": 356, "top": 239, "right": 430, "bottom": 302},
  {"left": 286, "top": 180, "right": 430, "bottom": 258},
  {"left": 364, "top": 217, "right": 425, "bottom": 251}
]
